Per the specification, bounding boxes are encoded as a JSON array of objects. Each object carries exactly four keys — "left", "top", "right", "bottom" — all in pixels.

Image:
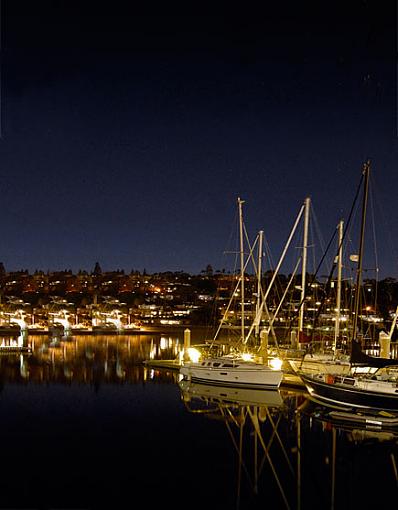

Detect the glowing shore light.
[{"left": 269, "top": 358, "right": 283, "bottom": 370}]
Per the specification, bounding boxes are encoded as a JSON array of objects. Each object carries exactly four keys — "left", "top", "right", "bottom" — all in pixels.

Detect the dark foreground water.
[{"left": 0, "top": 330, "right": 397, "bottom": 509}]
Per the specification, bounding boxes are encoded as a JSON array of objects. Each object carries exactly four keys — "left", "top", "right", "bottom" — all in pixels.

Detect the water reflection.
[
  {"left": 180, "top": 380, "right": 296, "bottom": 508},
  {"left": 0, "top": 331, "right": 396, "bottom": 509},
  {"left": 179, "top": 380, "right": 398, "bottom": 509},
  {"left": 297, "top": 399, "right": 398, "bottom": 509},
  {"left": 0, "top": 333, "right": 180, "bottom": 387}
]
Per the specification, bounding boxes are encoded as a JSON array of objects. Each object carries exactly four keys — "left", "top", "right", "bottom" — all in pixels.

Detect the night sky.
[{"left": 0, "top": 2, "right": 397, "bottom": 279}]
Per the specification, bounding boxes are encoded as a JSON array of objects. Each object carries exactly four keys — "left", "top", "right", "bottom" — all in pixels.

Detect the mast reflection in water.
[{"left": 0, "top": 332, "right": 396, "bottom": 509}]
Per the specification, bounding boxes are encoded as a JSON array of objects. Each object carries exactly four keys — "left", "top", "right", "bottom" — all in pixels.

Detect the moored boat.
[
  {"left": 298, "top": 162, "right": 398, "bottom": 412},
  {"left": 179, "top": 197, "right": 283, "bottom": 390},
  {"left": 180, "top": 354, "right": 283, "bottom": 389},
  {"left": 300, "top": 367, "right": 398, "bottom": 411}
]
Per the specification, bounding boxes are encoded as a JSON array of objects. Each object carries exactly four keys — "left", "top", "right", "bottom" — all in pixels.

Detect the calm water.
[{"left": 0, "top": 330, "right": 396, "bottom": 509}]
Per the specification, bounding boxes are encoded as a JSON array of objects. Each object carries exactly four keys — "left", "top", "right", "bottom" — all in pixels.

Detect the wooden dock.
[{"left": 143, "top": 359, "right": 181, "bottom": 371}]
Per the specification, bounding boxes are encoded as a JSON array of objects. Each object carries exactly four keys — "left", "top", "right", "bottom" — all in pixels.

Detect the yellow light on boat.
[
  {"left": 241, "top": 352, "right": 253, "bottom": 362},
  {"left": 269, "top": 358, "right": 283, "bottom": 371},
  {"left": 187, "top": 347, "right": 201, "bottom": 363}
]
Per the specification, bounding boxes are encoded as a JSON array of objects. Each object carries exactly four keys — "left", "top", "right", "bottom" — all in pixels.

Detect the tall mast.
[
  {"left": 238, "top": 197, "right": 245, "bottom": 341},
  {"left": 245, "top": 203, "right": 305, "bottom": 343},
  {"left": 299, "top": 197, "right": 310, "bottom": 334},
  {"left": 352, "top": 161, "right": 370, "bottom": 341},
  {"left": 334, "top": 219, "right": 343, "bottom": 352},
  {"left": 255, "top": 230, "right": 264, "bottom": 338}
]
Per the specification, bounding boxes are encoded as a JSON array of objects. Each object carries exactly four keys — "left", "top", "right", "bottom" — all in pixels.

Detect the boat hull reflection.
[{"left": 179, "top": 379, "right": 284, "bottom": 407}]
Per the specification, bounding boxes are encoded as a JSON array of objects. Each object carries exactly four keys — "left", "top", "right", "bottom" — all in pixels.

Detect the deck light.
[
  {"left": 269, "top": 357, "right": 283, "bottom": 371},
  {"left": 187, "top": 347, "right": 201, "bottom": 363}
]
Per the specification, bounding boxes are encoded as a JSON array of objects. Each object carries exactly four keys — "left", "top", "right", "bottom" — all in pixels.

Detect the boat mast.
[
  {"left": 352, "top": 161, "right": 370, "bottom": 341},
  {"left": 333, "top": 219, "right": 343, "bottom": 353},
  {"left": 238, "top": 197, "right": 245, "bottom": 342},
  {"left": 255, "top": 230, "right": 264, "bottom": 338},
  {"left": 298, "top": 197, "right": 310, "bottom": 335},
  {"left": 245, "top": 203, "right": 305, "bottom": 343}
]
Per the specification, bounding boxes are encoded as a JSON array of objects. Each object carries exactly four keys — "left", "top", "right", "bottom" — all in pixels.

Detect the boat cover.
[{"left": 350, "top": 339, "right": 398, "bottom": 368}]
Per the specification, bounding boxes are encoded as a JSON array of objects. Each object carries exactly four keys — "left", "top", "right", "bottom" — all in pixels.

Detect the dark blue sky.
[{"left": 0, "top": 2, "right": 397, "bottom": 278}]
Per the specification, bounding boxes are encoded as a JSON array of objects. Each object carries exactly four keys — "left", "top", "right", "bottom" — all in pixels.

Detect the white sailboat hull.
[{"left": 180, "top": 358, "right": 283, "bottom": 389}]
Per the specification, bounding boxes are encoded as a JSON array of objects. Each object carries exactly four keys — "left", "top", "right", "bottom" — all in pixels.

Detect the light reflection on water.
[
  {"left": 0, "top": 330, "right": 396, "bottom": 509},
  {"left": 0, "top": 332, "right": 185, "bottom": 385}
]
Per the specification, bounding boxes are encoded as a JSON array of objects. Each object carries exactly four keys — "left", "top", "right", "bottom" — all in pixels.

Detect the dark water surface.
[{"left": 0, "top": 331, "right": 397, "bottom": 509}]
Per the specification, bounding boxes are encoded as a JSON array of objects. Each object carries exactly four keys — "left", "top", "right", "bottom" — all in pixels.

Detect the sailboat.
[
  {"left": 288, "top": 218, "right": 352, "bottom": 377},
  {"left": 179, "top": 198, "right": 283, "bottom": 390},
  {"left": 242, "top": 196, "right": 349, "bottom": 387},
  {"left": 299, "top": 161, "right": 398, "bottom": 411}
]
